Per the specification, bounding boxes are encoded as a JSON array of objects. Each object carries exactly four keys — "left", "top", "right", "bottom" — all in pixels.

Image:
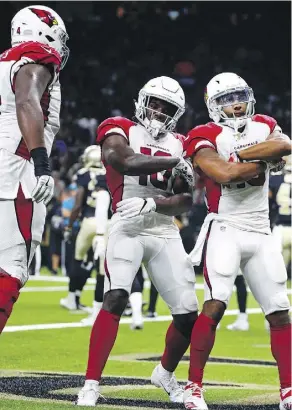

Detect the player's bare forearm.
[
  {"left": 194, "top": 148, "right": 266, "bottom": 184},
  {"left": 238, "top": 138, "right": 291, "bottom": 161},
  {"left": 102, "top": 135, "right": 179, "bottom": 175},
  {"left": 68, "top": 187, "right": 84, "bottom": 228},
  {"left": 15, "top": 64, "right": 52, "bottom": 151},
  {"left": 68, "top": 206, "right": 81, "bottom": 229},
  {"left": 122, "top": 154, "right": 179, "bottom": 175},
  {"left": 154, "top": 193, "right": 193, "bottom": 216}
]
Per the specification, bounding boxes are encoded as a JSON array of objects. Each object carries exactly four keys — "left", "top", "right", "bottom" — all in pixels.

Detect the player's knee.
[
  {"left": 265, "top": 292, "right": 290, "bottom": 319},
  {"left": 178, "top": 289, "right": 198, "bottom": 314},
  {"left": 211, "top": 281, "right": 232, "bottom": 307},
  {"left": 103, "top": 289, "right": 129, "bottom": 316},
  {"left": 0, "top": 274, "right": 21, "bottom": 317},
  {"left": 173, "top": 311, "right": 198, "bottom": 340},
  {"left": 266, "top": 292, "right": 291, "bottom": 327},
  {"left": 266, "top": 309, "right": 291, "bottom": 327},
  {"left": 202, "top": 299, "right": 226, "bottom": 322}
]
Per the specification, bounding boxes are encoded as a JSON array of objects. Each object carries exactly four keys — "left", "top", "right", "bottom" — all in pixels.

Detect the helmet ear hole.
[{"left": 45, "top": 35, "right": 54, "bottom": 42}]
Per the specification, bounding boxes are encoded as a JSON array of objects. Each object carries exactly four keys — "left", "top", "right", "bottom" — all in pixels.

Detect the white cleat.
[
  {"left": 183, "top": 382, "right": 208, "bottom": 410},
  {"left": 264, "top": 319, "right": 270, "bottom": 332},
  {"left": 280, "top": 387, "right": 292, "bottom": 410},
  {"left": 76, "top": 381, "right": 100, "bottom": 406},
  {"left": 81, "top": 304, "right": 101, "bottom": 326},
  {"left": 60, "top": 295, "right": 77, "bottom": 311},
  {"left": 151, "top": 364, "right": 183, "bottom": 403},
  {"left": 227, "top": 314, "right": 249, "bottom": 331},
  {"left": 130, "top": 316, "right": 144, "bottom": 330}
]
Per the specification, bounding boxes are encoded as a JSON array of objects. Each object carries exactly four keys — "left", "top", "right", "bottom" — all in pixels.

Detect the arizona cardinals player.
[
  {"left": 0, "top": 5, "right": 69, "bottom": 334},
  {"left": 76, "top": 76, "right": 197, "bottom": 406},
  {"left": 183, "top": 72, "right": 291, "bottom": 410}
]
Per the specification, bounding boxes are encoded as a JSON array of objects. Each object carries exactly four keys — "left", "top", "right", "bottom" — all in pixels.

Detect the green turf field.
[{"left": 0, "top": 273, "right": 290, "bottom": 409}]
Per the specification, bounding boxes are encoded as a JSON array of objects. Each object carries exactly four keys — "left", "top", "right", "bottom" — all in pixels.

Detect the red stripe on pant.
[
  {"left": 104, "top": 258, "right": 111, "bottom": 290},
  {"left": 203, "top": 223, "right": 213, "bottom": 298},
  {"left": 14, "top": 185, "right": 33, "bottom": 264}
]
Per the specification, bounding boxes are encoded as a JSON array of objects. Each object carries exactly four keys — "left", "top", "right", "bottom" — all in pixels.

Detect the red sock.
[
  {"left": 86, "top": 309, "right": 120, "bottom": 381},
  {"left": 161, "top": 321, "right": 190, "bottom": 372},
  {"left": 271, "top": 323, "right": 292, "bottom": 389},
  {"left": 189, "top": 313, "right": 217, "bottom": 384},
  {"left": 0, "top": 274, "right": 21, "bottom": 334}
]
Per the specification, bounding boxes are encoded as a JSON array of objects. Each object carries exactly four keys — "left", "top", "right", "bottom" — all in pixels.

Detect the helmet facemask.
[
  {"left": 208, "top": 86, "right": 255, "bottom": 132},
  {"left": 135, "top": 92, "right": 185, "bottom": 139}
]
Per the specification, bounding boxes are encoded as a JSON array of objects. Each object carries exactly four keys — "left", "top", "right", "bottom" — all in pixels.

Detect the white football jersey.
[
  {"left": 97, "top": 116, "right": 184, "bottom": 238},
  {"left": 186, "top": 114, "right": 280, "bottom": 234},
  {"left": 0, "top": 41, "right": 61, "bottom": 199}
]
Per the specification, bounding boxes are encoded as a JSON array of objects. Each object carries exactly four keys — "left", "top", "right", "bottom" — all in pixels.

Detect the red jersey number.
[{"left": 139, "top": 147, "right": 172, "bottom": 190}]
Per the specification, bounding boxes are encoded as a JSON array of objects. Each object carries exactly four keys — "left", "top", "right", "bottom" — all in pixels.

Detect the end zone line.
[{"left": 3, "top": 308, "right": 265, "bottom": 333}]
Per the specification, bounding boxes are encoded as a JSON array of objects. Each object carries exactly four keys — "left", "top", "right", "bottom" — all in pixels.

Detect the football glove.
[
  {"left": 265, "top": 159, "right": 286, "bottom": 173},
  {"left": 172, "top": 157, "right": 194, "bottom": 187},
  {"left": 92, "top": 235, "right": 106, "bottom": 261},
  {"left": 63, "top": 226, "right": 72, "bottom": 243},
  {"left": 31, "top": 175, "right": 54, "bottom": 205},
  {"left": 116, "top": 197, "right": 156, "bottom": 218}
]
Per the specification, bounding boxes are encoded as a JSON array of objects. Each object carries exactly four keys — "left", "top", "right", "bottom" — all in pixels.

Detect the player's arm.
[
  {"left": 15, "top": 64, "right": 52, "bottom": 153},
  {"left": 153, "top": 193, "right": 193, "bottom": 216},
  {"left": 153, "top": 176, "right": 193, "bottom": 216},
  {"left": 67, "top": 186, "right": 85, "bottom": 229},
  {"left": 194, "top": 148, "right": 266, "bottom": 184},
  {"left": 117, "top": 176, "right": 193, "bottom": 217},
  {"left": 15, "top": 64, "right": 55, "bottom": 204},
  {"left": 102, "top": 135, "right": 180, "bottom": 175},
  {"left": 237, "top": 132, "right": 291, "bottom": 161}
]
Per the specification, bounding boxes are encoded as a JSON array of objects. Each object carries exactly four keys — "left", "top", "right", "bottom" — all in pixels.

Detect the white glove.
[
  {"left": 172, "top": 158, "right": 194, "bottom": 187},
  {"left": 63, "top": 226, "right": 72, "bottom": 243},
  {"left": 92, "top": 235, "right": 106, "bottom": 261},
  {"left": 265, "top": 159, "right": 286, "bottom": 172},
  {"left": 116, "top": 197, "right": 156, "bottom": 218},
  {"left": 31, "top": 175, "right": 54, "bottom": 205}
]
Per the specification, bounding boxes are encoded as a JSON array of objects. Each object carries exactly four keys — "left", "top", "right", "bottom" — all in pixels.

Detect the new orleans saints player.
[{"left": 60, "top": 146, "right": 110, "bottom": 310}]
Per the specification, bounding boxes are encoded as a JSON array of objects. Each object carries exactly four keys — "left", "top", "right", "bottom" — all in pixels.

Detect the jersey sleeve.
[
  {"left": 96, "top": 116, "right": 135, "bottom": 145},
  {"left": 184, "top": 123, "right": 222, "bottom": 158},
  {"left": 252, "top": 114, "right": 279, "bottom": 134},
  {"left": 8, "top": 42, "right": 61, "bottom": 92}
]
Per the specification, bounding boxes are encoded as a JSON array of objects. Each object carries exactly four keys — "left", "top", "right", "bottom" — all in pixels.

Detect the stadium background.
[{"left": 0, "top": 2, "right": 291, "bottom": 410}]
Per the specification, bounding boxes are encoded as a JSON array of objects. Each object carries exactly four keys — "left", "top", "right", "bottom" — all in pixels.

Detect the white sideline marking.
[
  {"left": 3, "top": 308, "right": 265, "bottom": 333},
  {"left": 21, "top": 286, "right": 95, "bottom": 293},
  {"left": 28, "top": 275, "right": 292, "bottom": 294}
]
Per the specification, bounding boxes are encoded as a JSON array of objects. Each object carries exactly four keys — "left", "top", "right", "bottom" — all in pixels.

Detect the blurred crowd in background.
[{"left": 2, "top": 1, "right": 291, "bottom": 276}]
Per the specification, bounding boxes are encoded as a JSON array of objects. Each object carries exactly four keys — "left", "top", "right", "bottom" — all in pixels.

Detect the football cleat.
[
  {"left": 130, "top": 314, "right": 144, "bottom": 330},
  {"left": 76, "top": 381, "right": 100, "bottom": 406},
  {"left": 280, "top": 387, "right": 292, "bottom": 410},
  {"left": 151, "top": 364, "right": 183, "bottom": 403},
  {"left": 227, "top": 314, "right": 249, "bottom": 331},
  {"left": 183, "top": 382, "right": 208, "bottom": 409},
  {"left": 146, "top": 311, "right": 158, "bottom": 318},
  {"left": 81, "top": 304, "right": 101, "bottom": 326},
  {"left": 60, "top": 294, "right": 77, "bottom": 311}
]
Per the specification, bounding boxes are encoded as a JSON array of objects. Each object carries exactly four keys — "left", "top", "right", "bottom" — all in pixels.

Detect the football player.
[
  {"left": 61, "top": 145, "right": 110, "bottom": 310},
  {"left": 76, "top": 76, "right": 197, "bottom": 406},
  {"left": 0, "top": 5, "right": 69, "bottom": 334},
  {"left": 184, "top": 72, "right": 291, "bottom": 410}
]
